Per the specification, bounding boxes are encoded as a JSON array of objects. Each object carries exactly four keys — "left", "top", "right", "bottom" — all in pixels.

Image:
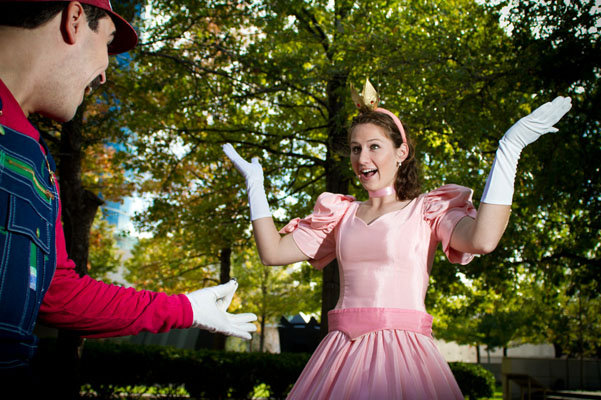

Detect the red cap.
[{"left": 3, "top": 0, "right": 138, "bottom": 54}]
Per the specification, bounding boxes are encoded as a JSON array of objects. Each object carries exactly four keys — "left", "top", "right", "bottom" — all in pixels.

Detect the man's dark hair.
[{"left": 0, "top": 2, "right": 108, "bottom": 31}]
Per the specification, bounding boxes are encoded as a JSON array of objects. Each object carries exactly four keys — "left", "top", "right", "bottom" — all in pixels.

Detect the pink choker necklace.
[{"left": 368, "top": 186, "right": 395, "bottom": 198}]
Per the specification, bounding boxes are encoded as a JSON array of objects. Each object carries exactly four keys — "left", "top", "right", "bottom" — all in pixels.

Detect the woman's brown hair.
[{"left": 349, "top": 111, "right": 422, "bottom": 201}]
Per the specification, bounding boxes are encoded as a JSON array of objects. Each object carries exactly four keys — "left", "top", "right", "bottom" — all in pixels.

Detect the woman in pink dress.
[{"left": 223, "top": 80, "right": 572, "bottom": 399}]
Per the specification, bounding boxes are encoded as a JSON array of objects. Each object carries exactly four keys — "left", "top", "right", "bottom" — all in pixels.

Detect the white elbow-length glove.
[
  {"left": 481, "top": 96, "right": 572, "bottom": 205},
  {"left": 222, "top": 143, "right": 271, "bottom": 220},
  {"left": 186, "top": 280, "right": 257, "bottom": 340}
]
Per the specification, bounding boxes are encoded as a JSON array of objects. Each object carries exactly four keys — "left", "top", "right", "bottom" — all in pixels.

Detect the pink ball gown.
[{"left": 279, "top": 184, "right": 477, "bottom": 399}]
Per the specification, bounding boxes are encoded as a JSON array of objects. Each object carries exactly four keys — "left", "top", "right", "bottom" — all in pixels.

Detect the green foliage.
[
  {"left": 59, "top": 339, "right": 309, "bottom": 399},
  {"left": 35, "top": 339, "right": 495, "bottom": 399},
  {"left": 121, "top": 0, "right": 537, "bottom": 337},
  {"left": 87, "top": 210, "right": 122, "bottom": 282},
  {"left": 124, "top": 233, "right": 219, "bottom": 294},
  {"left": 467, "top": 0, "right": 601, "bottom": 357},
  {"left": 430, "top": 274, "right": 530, "bottom": 355},
  {"left": 123, "top": 234, "right": 321, "bottom": 336},
  {"left": 122, "top": 0, "right": 532, "bottom": 226},
  {"left": 110, "top": 0, "right": 600, "bottom": 358},
  {"left": 423, "top": 0, "right": 601, "bottom": 358},
  {"left": 232, "top": 248, "right": 322, "bottom": 350},
  {"left": 450, "top": 362, "right": 495, "bottom": 400},
  {"left": 519, "top": 277, "right": 601, "bottom": 358}
]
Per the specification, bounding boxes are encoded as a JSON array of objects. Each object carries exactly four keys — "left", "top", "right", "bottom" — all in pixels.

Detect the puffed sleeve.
[
  {"left": 279, "top": 192, "right": 355, "bottom": 269},
  {"left": 423, "top": 184, "right": 477, "bottom": 265}
]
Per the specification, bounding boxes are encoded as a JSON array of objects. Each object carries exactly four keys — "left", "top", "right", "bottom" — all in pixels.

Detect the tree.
[
  {"left": 481, "top": 0, "right": 601, "bottom": 357},
  {"left": 232, "top": 248, "right": 321, "bottom": 352},
  {"left": 87, "top": 210, "right": 122, "bottom": 282},
  {"left": 429, "top": 271, "right": 529, "bottom": 363},
  {"left": 125, "top": 232, "right": 220, "bottom": 294},
  {"left": 124, "top": 234, "right": 321, "bottom": 351},
  {"left": 104, "top": 0, "right": 601, "bottom": 361},
  {"left": 425, "top": 0, "right": 601, "bottom": 359},
  {"left": 120, "top": 0, "right": 534, "bottom": 338}
]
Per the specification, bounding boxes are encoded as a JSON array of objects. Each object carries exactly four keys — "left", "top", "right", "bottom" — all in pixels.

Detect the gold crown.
[{"left": 350, "top": 78, "right": 379, "bottom": 111}]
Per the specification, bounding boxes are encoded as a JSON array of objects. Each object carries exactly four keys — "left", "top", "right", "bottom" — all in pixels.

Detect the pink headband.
[
  {"left": 375, "top": 107, "right": 407, "bottom": 145},
  {"left": 350, "top": 79, "right": 407, "bottom": 144}
]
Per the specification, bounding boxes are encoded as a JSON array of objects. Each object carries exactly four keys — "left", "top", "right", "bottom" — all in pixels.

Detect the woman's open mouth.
[{"left": 360, "top": 168, "right": 378, "bottom": 179}]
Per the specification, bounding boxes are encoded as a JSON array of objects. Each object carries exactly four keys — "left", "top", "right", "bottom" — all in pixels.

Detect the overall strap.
[{"left": 38, "top": 135, "right": 56, "bottom": 173}]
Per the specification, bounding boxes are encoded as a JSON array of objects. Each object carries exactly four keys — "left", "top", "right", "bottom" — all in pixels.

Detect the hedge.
[
  {"left": 35, "top": 338, "right": 494, "bottom": 399},
  {"left": 449, "top": 361, "right": 496, "bottom": 399}
]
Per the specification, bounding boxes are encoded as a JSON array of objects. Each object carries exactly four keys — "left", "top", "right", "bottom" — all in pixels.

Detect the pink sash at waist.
[{"left": 328, "top": 308, "right": 433, "bottom": 340}]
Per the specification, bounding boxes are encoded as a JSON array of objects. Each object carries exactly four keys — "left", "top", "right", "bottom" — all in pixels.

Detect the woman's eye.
[
  {"left": 370, "top": 144, "right": 380, "bottom": 150},
  {"left": 351, "top": 146, "right": 361, "bottom": 154}
]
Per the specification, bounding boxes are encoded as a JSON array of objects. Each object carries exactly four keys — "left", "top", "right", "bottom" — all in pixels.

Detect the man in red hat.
[{"left": 0, "top": 0, "right": 257, "bottom": 389}]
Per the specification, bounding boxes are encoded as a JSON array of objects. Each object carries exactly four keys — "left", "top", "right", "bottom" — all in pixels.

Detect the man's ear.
[{"left": 61, "top": 2, "right": 86, "bottom": 45}]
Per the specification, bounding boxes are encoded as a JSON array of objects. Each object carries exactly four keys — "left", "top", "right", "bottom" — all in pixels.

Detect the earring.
[{"left": 396, "top": 161, "right": 402, "bottom": 169}]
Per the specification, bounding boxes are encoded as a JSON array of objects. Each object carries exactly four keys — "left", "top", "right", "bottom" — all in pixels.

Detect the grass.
[
  {"left": 80, "top": 382, "right": 505, "bottom": 399},
  {"left": 80, "top": 383, "right": 189, "bottom": 398},
  {"left": 483, "top": 384, "right": 503, "bottom": 400}
]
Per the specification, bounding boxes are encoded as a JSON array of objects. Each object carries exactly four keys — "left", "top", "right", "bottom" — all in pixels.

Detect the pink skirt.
[{"left": 286, "top": 308, "right": 463, "bottom": 400}]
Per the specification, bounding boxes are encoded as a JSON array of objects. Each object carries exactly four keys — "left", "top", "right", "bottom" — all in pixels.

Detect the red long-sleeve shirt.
[{"left": 0, "top": 79, "right": 193, "bottom": 337}]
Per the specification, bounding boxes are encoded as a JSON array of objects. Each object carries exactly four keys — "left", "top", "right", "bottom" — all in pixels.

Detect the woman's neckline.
[{"left": 353, "top": 198, "right": 415, "bottom": 226}]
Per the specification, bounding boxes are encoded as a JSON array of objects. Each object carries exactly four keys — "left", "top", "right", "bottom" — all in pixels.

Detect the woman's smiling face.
[{"left": 350, "top": 123, "right": 405, "bottom": 192}]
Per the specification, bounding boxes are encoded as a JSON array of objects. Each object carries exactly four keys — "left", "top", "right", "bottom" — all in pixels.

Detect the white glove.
[
  {"left": 223, "top": 143, "right": 271, "bottom": 220},
  {"left": 481, "top": 96, "right": 572, "bottom": 205},
  {"left": 186, "top": 280, "right": 257, "bottom": 340}
]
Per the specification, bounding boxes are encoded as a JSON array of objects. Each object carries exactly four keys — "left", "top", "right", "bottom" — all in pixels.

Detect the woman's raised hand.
[
  {"left": 222, "top": 143, "right": 265, "bottom": 186},
  {"left": 481, "top": 96, "right": 572, "bottom": 205},
  {"left": 222, "top": 143, "right": 271, "bottom": 220},
  {"left": 503, "top": 96, "right": 572, "bottom": 148}
]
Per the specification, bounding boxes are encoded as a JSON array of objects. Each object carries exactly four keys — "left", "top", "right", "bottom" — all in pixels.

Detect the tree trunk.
[
  {"left": 59, "top": 113, "right": 103, "bottom": 276},
  {"left": 55, "top": 107, "right": 104, "bottom": 399},
  {"left": 321, "top": 71, "right": 350, "bottom": 338},
  {"left": 259, "top": 266, "right": 269, "bottom": 352},
  {"left": 554, "top": 342, "right": 564, "bottom": 358},
  {"left": 213, "top": 247, "right": 232, "bottom": 350},
  {"left": 259, "top": 314, "right": 266, "bottom": 353},
  {"left": 476, "top": 344, "right": 481, "bottom": 364}
]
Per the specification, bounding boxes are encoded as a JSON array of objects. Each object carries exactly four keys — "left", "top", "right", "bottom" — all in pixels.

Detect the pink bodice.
[
  {"left": 281, "top": 184, "right": 477, "bottom": 314},
  {"left": 335, "top": 199, "right": 436, "bottom": 311}
]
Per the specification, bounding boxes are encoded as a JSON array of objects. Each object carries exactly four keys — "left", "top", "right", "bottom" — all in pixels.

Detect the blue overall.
[{"left": 0, "top": 123, "right": 58, "bottom": 369}]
